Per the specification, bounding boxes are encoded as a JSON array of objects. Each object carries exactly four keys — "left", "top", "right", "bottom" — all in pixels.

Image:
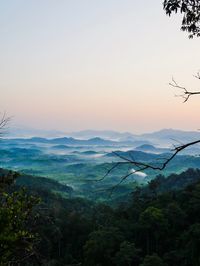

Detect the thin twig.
[
  {"left": 170, "top": 75, "right": 200, "bottom": 103},
  {"left": 102, "top": 139, "right": 200, "bottom": 195}
]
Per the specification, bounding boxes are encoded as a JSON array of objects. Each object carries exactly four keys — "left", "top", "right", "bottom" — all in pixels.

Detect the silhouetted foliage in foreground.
[
  {"left": 0, "top": 169, "right": 40, "bottom": 265},
  {"left": 163, "top": 0, "right": 200, "bottom": 38}
]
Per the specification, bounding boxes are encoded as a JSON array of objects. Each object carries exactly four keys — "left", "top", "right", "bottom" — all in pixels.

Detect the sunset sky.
[{"left": 0, "top": 0, "right": 200, "bottom": 133}]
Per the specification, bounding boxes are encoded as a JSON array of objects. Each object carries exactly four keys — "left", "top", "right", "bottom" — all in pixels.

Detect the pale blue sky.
[{"left": 0, "top": 0, "right": 199, "bottom": 133}]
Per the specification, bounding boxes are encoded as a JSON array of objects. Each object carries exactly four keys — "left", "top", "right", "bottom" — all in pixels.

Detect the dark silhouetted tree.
[{"left": 163, "top": 0, "right": 200, "bottom": 38}]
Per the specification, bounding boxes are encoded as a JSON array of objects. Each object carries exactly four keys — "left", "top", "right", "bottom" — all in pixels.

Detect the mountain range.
[
  {"left": 5, "top": 127, "right": 200, "bottom": 149},
  {"left": 3, "top": 137, "right": 132, "bottom": 146}
]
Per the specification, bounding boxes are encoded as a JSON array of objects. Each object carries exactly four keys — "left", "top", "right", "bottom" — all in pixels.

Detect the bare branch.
[
  {"left": 108, "top": 171, "right": 134, "bottom": 196},
  {"left": 0, "top": 112, "right": 11, "bottom": 136},
  {"left": 116, "top": 139, "right": 200, "bottom": 171},
  {"left": 194, "top": 71, "right": 200, "bottom": 80},
  {"left": 100, "top": 72, "right": 200, "bottom": 193},
  {"left": 170, "top": 75, "right": 200, "bottom": 103},
  {"left": 95, "top": 162, "right": 122, "bottom": 181},
  {"left": 102, "top": 139, "right": 200, "bottom": 193}
]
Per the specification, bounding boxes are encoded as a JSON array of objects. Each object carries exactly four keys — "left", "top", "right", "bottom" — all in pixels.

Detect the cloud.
[{"left": 130, "top": 168, "right": 147, "bottom": 179}]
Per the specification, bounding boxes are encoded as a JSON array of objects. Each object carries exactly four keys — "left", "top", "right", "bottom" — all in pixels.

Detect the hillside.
[{"left": 2, "top": 167, "right": 200, "bottom": 265}]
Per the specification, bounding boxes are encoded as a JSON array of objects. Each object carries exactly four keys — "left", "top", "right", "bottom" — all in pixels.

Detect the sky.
[{"left": 0, "top": 0, "right": 200, "bottom": 133}]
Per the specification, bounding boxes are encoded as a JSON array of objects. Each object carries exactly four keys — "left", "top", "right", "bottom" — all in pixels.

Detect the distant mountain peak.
[
  {"left": 136, "top": 144, "right": 156, "bottom": 150},
  {"left": 88, "top": 137, "right": 104, "bottom": 141}
]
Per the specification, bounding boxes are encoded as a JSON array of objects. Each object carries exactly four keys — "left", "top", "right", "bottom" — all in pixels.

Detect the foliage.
[
  {"left": 0, "top": 170, "right": 40, "bottom": 265},
  {"left": 163, "top": 0, "right": 200, "bottom": 38},
  {"left": 83, "top": 227, "right": 124, "bottom": 266},
  {"left": 140, "top": 253, "right": 166, "bottom": 266},
  {"left": 1, "top": 167, "right": 200, "bottom": 265},
  {"left": 6, "top": 167, "right": 199, "bottom": 265},
  {"left": 114, "top": 241, "right": 141, "bottom": 266},
  {"left": 0, "top": 189, "right": 40, "bottom": 265}
]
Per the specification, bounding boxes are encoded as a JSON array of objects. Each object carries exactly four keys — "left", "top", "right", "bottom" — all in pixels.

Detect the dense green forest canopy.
[{"left": 1, "top": 168, "right": 200, "bottom": 265}]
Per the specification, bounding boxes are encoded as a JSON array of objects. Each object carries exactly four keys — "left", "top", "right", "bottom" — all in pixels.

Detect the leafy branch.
[{"left": 163, "top": 0, "right": 200, "bottom": 38}]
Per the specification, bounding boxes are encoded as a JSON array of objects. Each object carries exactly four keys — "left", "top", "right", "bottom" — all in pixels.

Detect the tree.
[
  {"left": 83, "top": 227, "right": 124, "bottom": 266},
  {"left": 181, "top": 223, "right": 200, "bottom": 265},
  {"left": 163, "top": 0, "right": 200, "bottom": 38},
  {"left": 0, "top": 112, "right": 10, "bottom": 137},
  {"left": 140, "top": 253, "right": 167, "bottom": 266},
  {"left": 0, "top": 117, "right": 41, "bottom": 265},
  {"left": 0, "top": 188, "right": 40, "bottom": 265},
  {"left": 114, "top": 241, "right": 141, "bottom": 266},
  {"left": 139, "top": 207, "right": 168, "bottom": 254}
]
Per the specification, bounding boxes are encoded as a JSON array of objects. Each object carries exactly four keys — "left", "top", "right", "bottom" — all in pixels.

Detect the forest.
[
  {"left": 1, "top": 0, "right": 200, "bottom": 265},
  {"left": 1, "top": 167, "right": 200, "bottom": 265}
]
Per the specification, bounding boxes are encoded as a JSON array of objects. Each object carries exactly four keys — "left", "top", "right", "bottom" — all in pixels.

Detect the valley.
[{"left": 1, "top": 129, "right": 200, "bottom": 203}]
